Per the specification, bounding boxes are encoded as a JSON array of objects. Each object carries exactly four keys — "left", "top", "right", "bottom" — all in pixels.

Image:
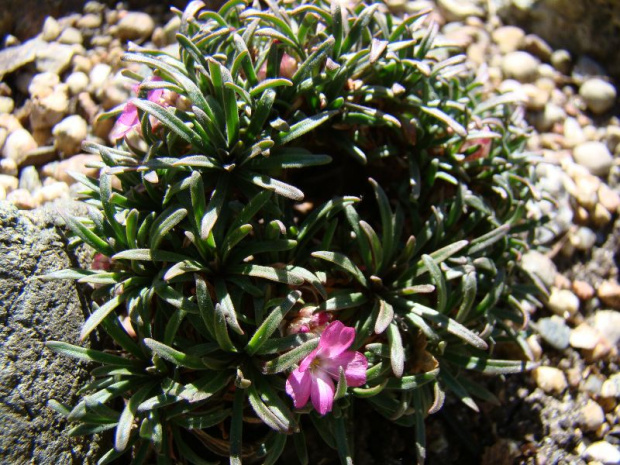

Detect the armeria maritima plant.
[{"left": 45, "top": 0, "right": 542, "bottom": 463}]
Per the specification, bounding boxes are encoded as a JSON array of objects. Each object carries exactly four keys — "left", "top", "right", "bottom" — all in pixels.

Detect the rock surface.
[
  {"left": 493, "top": 0, "right": 620, "bottom": 78},
  {"left": 0, "top": 203, "right": 101, "bottom": 463}
]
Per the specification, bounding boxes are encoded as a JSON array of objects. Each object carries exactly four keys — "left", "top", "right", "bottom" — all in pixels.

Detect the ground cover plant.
[{"left": 44, "top": 0, "right": 542, "bottom": 463}]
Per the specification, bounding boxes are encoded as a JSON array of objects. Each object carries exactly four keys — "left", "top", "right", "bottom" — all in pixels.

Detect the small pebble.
[
  {"left": 523, "top": 34, "right": 552, "bottom": 62},
  {"left": 52, "top": 115, "right": 88, "bottom": 156},
  {"left": 35, "top": 43, "right": 75, "bottom": 75},
  {"left": 597, "top": 184, "right": 620, "bottom": 213},
  {"left": 41, "top": 16, "right": 61, "bottom": 42},
  {"left": 580, "top": 399, "right": 606, "bottom": 432},
  {"left": 547, "top": 288, "right": 580, "bottom": 318},
  {"left": 7, "top": 188, "right": 37, "bottom": 209},
  {"left": 0, "top": 174, "right": 18, "bottom": 192},
  {"left": 1, "top": 129, "right": 38, "bottom": 165},
  {"left": 29, "top": 88, "right": 69, "bottom": 130},
  {"left": 551, "top": 49, "right": 572, "bottom": 74},
  {"left": 492, "top": 26, "right": 525, "bottom": 54},
  {"left": 502, "top": 51, "right": 539, "bottom": 82},
  {"left": 593, "top": 310, "right": 620, "bottom": 346},
  {"left": 116, "top": 12, "right": 156, "bottom": 41},
  {"left": 584, "top": 375, "right": 605, "bottom": 396},
  {"left": 436, "top": 0, "right": 484, "bottom": 21},
  {"left": 18, "top": 166, "right": 42, "bottom": 192},
  {"left": 575, "top": 175, "right": 600, "bottom": 210},
  {"left": 570, "top": 323, "right": 601, "bottom": 350},
  {"left": 569, "top": 226, "right": 597, "bottom": 251},
  {"left": 0, "top": 158, "right": 18, "bottom": 176},
  {"left": 521, "top": 250, "right": 557, "bottom": 287},
  {"left": 41, "top": 154, "right": 101, "bottom": 184},
  {"left": 28, "top": 72, "right": 60, "bottom": 98},
  {"left": 563, "top": 117, "right": 586, "bottom": 148},
  {"left": 89, "top": 63, "right": 112, "bottom": 92},
  {"left": 601, "top": 374, "right": 620, "bottom": 398},
  {"left": 58, "top": 27, "right": 83, "bottom": 45},
  {"left": 580, "top": 78, "right": 617, "bottom": 115},
  {"left": 584, "top": 441, "right": 620, "bottom": 464},
  {"left": 526, "top": 335, "right": 543, "bottom": 361},
  {"left": 533, "top": 366, "right": 568, "bottom": 394},
  {"left": 593, "top": 203, "right": 613, "bottom": 226},
  {"left": 0, "top": 96, "right": 15, "bottom": 114},
  {"left": 573, "top": 141, "right": 614, "bottom": 177},
  {"left": 76, "top": 13, "right": 102, "bottom": 29},
  {"left": 33, "top": 181, "right": 70, "bottom": 204},
  {"left": 572, "top": 280, "right": 595, "bottom": 300},
  {"left": 537, "top": 316, "right": 571, "bottom": 350},
  {"left": 65, "top": 71, "right": 89, "bottom": 95},
  {"left": 597, "top": 281, "right": 620, "bottom": 310},
  {"left": 535, "top": 103, "right": 565, "bottom": 132}
]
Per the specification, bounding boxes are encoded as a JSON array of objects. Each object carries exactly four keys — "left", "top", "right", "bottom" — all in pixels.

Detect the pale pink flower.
[
  {"left": 285, "top": 321, "right": 367, "bottom": 415},
  {"left": 461, "top": 126, "right": 493, "bottom": 162},
  {"left": 256, "top": 53, "right": 298, "bottom": 81},
  {"left": 286, "top": 308, "right": 332, "bottom": 335},
  {"left": 109, "top": 76, "right": 166, "bottom": 141}
]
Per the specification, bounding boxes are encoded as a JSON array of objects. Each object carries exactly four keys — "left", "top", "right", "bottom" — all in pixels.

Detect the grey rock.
[
  {"left": 0, "top": 203, "right": 102, "bottom": 463},
  {"left": 536, "top": 316, "right": 571, "bottom": 350}
]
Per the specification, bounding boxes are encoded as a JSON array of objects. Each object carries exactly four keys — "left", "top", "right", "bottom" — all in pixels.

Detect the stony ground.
[{"left": 0, "top": 1, "right": 619, "bottom": 464}]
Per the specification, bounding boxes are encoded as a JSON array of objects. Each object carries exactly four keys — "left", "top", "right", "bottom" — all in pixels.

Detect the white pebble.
[{"left": 580, "top": 78, "right": 617, "bottom": 115}]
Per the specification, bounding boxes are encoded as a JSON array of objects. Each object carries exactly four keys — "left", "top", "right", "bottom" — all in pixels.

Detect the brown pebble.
[
  {"left": 41, "top": 154, "right": 101, "bottom": 184},
  {"left": 573, "top": 280, "right": 595, "bottom": 300},
  {"left": 6, "top": 188, "right": 37, "bottom": 209}
]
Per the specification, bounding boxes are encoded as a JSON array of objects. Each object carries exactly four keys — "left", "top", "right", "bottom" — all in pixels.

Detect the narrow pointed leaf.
[
  {"left": 311, "top": 251, "right": 368, "bottom": 287},
  {"left": 246, "top": 290, "right": 301, "bottom": 355}
]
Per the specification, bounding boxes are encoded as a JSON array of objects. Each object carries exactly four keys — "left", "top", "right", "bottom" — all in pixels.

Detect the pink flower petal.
[
  {"left": 321, "top": 350, "right": 367, "bottom": 387},
  {"left": 310, "top": 370, "right": 335, "bottom": 415},
  {"left": 109, "top": 103, "right": 139, "bottom": 141},
  {"left": 285, "top": 368, "right": 311, "bottom": 409},
  {"left": 321, "top": 350, "right": 355, "bottom": 379},
  {"left": 342, "top": 351, "right": 367, "bottom": 387},
  {"left": 317, "top": 321, "right": 355, "bottom": 358},
  {"left": 298, "top": 348, "right": 318, "bottom": 373},
  {"left": 147, "top": 88, "right": 165, "bottom": 104}
]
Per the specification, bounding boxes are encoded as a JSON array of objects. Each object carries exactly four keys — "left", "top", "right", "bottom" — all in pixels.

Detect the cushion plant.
[{"left": 45, "top": 0, "right": 540, "bottom": 463}]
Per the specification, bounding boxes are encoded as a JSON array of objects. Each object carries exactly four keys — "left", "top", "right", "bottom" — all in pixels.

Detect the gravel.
[{"left": 0, "top": 2, "right": 619, "bottom": 464}]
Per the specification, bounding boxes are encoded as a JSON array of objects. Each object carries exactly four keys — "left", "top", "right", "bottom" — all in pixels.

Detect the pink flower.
[
  {"left": 109, "top": 77, "right": 166, "bottom": 142},
  {"left": 286, "top": 308, "right": 332, "bottom": 335},
  {"left": 256, "top": 53, "right": 298, "bottom": 81},
  {"left": 460, "top": 126, "right": 493, "bottom": 162},
  {"left": 285, "top": 321, "right": 367, "bottom": 415}
]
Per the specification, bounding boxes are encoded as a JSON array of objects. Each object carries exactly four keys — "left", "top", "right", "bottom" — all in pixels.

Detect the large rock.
[
  {"left": 0, "top": 203, "right": 102, "bottom": 463},
  {"left": 493, "top": 0, "right": 620, "bottom": 78}
]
